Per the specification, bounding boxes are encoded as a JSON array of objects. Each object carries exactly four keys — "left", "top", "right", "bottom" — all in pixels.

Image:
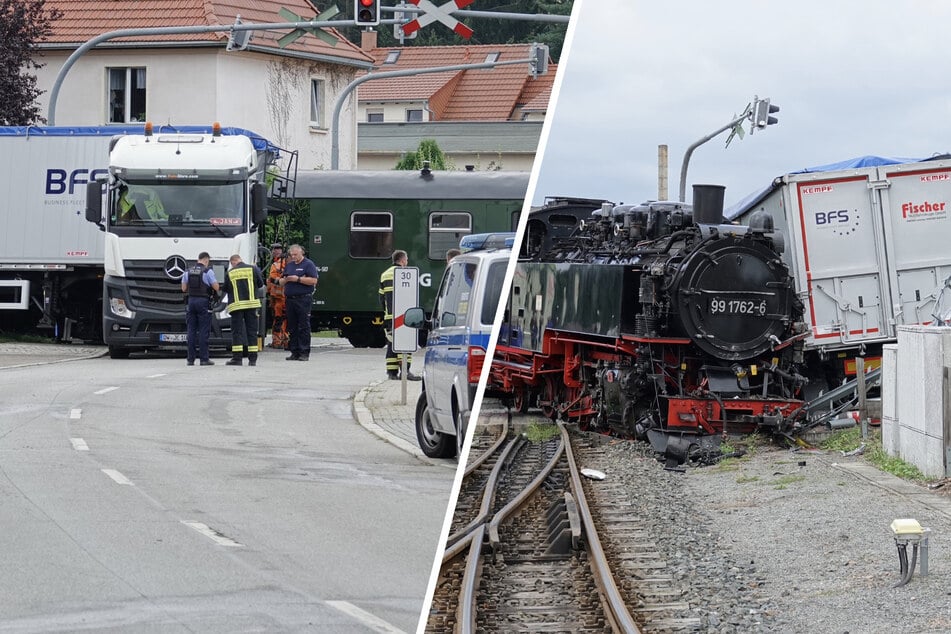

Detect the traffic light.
[
  {"left": 355, "top": 0, "right": 380, "bottom": 26},
  {"left": 752, "top": 97, "right": 780, "bottom": 130}
]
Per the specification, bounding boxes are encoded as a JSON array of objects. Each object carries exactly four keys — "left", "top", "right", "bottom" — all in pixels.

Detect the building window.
[
  {"left": 349, "top": 211, "right": 393, "bottom": 258},
  {"left": 428, "top": 212, "right": 472, "bottom": 259},
  {"left": 367, "top": 110, "right": 384, "bottom": 123},
  {"left": 108, "top": 67, "right": 146, "bottom": 123},
  {"left": 384, "top": 50, "right": 401, "bottom": 64},
  {"left": 484, "top": 52, "right": 500, "bottom": 63},
  {"left": 406, "top": 109, "right": 423, "bottom": 122},
  {"left": 310, "top": 79, "right": 325, "bottom": 128}
]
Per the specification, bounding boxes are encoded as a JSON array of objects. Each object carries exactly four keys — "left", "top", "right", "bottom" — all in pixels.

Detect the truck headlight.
[{"left": 109, "top": 297, "right": 135, "bottom": 319}]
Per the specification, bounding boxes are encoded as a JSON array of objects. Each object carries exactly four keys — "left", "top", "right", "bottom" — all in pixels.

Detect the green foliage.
[
  {"left": 770, "top": 474, "right": 805, "bottom": 489},
  {"left": 524, "top": 420, "right": 559, "bottom": 443},
  {"left": 394, "top": 139, "right": 452, "bottom": 170},
  {"left": 0, "top": 0, "right": 61, "bottom": 125},
  {"left": 309, "top": 0, "right": 573, "bottom": 61},
  {"left": 736, "top": 475, "right": 760, "bottom": 484},
  {"left": 821, "top": 427, "right": 927, "bottom": 482}
]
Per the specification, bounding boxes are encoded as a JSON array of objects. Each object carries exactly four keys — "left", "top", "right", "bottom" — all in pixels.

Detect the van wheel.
[
  {"left": 108, "top": 346, "right": 130, "bottom": 359},
  {"left": 415, "top": 392, "right": 454, "bottom": 458}
]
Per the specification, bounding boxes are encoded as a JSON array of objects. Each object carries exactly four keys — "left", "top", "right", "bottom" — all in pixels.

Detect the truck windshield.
[{"left": 110, "top": 180, "right": 246, "bottom": 234}]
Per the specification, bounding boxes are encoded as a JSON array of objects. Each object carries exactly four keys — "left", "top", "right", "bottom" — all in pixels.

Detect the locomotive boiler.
[{"left": 492, "top": 185, "right": 811, "bottom": 455}]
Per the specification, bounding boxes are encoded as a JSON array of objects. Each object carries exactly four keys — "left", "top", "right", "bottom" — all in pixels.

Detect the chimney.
[{"left": 361, "top": 30, "right": 378, "bottom": 51}]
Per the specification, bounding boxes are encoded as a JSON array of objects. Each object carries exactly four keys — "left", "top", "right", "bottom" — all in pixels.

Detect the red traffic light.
[{"left": 354, "top": 0, "right": 380, "bottom": 25}]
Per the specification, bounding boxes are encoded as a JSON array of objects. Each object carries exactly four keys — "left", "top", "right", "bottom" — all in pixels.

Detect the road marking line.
[
  {"left": 146, "top": 373, "right": 166, "bottom": 378},
  {"left": 101, "top": 469, "right": 133, "bottom": 485},
  {"left": 94, "top": 386, "right": 119, "bottom": 395},
  {"left": 325, "top": 601, "right": 407, "bottom": 634},
  {"left": 69, "top": 408, "right": 82, "bottom": 420},
  {"left": 70, "top": 438, "right": 89, "bottom": 451},
  {"left": 181, "top": 521, "right": 244, "bottom": 547}
]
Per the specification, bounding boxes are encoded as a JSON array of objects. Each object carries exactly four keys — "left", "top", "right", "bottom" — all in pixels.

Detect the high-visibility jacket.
[
  {"left": 267, "top": 257, "right": 285, "bottom": 299},
  {"left": 223, "top": 263, "right": 264, "bottom": 313},
  {"left": 379, "top": 265, "right": 397, "bottom": 320}
]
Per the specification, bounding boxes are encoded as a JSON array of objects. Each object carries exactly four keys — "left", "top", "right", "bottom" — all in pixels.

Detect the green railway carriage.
[{"left": 293, "top": 169, "right": 529, "bottom": 348}]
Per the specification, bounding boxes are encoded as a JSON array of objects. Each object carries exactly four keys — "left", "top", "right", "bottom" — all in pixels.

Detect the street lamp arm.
[{"left": 678, "top": 112, "right": 748, "bottom": 202}]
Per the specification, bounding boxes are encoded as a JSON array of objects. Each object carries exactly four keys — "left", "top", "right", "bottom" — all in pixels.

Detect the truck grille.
[{"left": 123, "top": 260, "right": 188, "bottom": 311}]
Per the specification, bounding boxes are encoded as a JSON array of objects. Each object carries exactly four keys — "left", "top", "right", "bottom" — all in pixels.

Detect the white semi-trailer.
[
  {"left": 0, "top": 124, "right": 288, "bottom": 358},
  {"left": 729, "top": 155, "right": 951, "bottom": 392}
]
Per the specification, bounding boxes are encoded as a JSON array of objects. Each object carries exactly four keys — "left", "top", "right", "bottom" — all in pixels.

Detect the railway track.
[{"left": 428, "top": 421, "right": 707, "bottom": 633}]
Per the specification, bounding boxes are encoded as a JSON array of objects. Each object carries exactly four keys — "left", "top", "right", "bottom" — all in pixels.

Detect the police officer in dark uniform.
[
  {"left": 221, "top": 254, "right": 265, "bottom": 366},
  {"left": 181, "top": 251, "right": 220, "bottom": 366}
]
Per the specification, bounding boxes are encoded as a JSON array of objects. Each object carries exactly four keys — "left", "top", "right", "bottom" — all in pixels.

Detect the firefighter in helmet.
[{"left": 266, "top": 242, "right": 289, "bottom": 349}]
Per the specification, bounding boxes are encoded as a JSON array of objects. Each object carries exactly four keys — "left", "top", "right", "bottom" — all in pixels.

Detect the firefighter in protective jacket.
[
  {"left": 379, "top": 250, "right": 420, "bottom": 380},
  {"left": 221, "top": 254, "right": 265, "bottom": 366},
  {"left": 266, "top": 243, "right": 288, "bottom": 349}
]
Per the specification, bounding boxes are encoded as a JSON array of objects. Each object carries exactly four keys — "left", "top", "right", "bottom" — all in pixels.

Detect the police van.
[{"left": 404, "top": 233, "right": 515, "bottom": 458}]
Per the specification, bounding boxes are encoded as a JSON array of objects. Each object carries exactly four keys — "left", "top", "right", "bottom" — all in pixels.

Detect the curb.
[
  {"left": 0, "top": 346, "right": 108, "bottom": 371},
  {"left": 352, "top": 380, "right": 457, "bottom": 470}
]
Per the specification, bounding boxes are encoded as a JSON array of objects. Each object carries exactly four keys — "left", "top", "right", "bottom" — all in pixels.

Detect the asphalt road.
[{"left": 0, "top": 344, "right": 453, "bottom": 633}]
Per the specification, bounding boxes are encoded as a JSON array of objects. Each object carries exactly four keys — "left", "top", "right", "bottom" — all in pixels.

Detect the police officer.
[
  {"left": 379, "top": 250, "right": 420, "bottom": 380},
  {"left": 181, "top": 251, "right": 219, "bottom": 366},
  {"left": 221, "top": 254, "right": 265, "bottom": 366}
]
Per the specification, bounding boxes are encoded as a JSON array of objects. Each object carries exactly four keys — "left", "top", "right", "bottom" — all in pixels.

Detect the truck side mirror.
[
  {"left": 251, "top": 182, "right": 268, "bottom": 225},
  {"left": 85, "top": 180, "right": 104, "bottom": 224}
]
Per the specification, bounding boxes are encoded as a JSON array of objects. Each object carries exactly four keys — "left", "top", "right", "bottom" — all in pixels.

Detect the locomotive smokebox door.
[{"left": 675, "top": 235, "right": 795, "bottom": 361}]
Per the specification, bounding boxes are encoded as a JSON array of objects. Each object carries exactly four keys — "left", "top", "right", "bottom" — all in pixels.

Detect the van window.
[
  {"left": 350, "top": 211, "right": 393, "bottom": 258},
  {"left": 428, "top": 212, "right": 472, "bottom": 260},
  {"left": 434, "top": 261, "right": 477, "bottom": 327},
  {"left": 480, "top": 260, "right": 508, "bottom": 325}
]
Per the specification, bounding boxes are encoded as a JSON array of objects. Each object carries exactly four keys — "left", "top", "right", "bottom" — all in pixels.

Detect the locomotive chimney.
[{"left": 692, "top": 184, "right": 725, "bottom": 225}]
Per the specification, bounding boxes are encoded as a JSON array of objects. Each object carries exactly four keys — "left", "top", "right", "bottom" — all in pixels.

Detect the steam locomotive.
[{"left": 491, "top": 185, "right": 811, "bottom": 458}]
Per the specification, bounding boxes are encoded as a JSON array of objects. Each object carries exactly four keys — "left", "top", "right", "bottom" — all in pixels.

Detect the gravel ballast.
[{"left": 583, "top": 435, "right": 951, "bottom": 633}]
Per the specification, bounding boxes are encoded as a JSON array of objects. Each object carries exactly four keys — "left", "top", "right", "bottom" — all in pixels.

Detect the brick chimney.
[{"left": 361, "top": 30, "right": 378, "bottom": 51}]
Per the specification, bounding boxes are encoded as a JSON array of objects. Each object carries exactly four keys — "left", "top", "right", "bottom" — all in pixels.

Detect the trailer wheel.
[
  {"left": 108, "top": 346, "right": 130, "bottom": 359},
  {"left": 415, "top": 392, "right": 454, "bottom": 458}
]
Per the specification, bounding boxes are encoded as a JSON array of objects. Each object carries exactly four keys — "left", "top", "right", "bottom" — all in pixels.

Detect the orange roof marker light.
[
  {"left": 212, "top": 122, "right": 222, "bottom": 137},
  {"left": 144, "top": 121, "right": 153, "bottom": 137}
]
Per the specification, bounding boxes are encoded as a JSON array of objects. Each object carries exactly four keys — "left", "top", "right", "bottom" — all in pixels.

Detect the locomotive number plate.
[{"left": 709, "top": 298, "right": 767, "bottom": 316}]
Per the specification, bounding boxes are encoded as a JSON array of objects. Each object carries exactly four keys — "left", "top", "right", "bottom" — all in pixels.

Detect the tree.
[
  {"left": 394, "top": 139, "right": 452, "bottom": 170},
  {"left": 0, "top": 0, "right": 62, "bottom": 125}
]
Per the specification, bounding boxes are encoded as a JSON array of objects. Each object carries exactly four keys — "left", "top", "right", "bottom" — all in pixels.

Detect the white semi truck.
[
  {"left": 0, "top": 124, "right": 291, "bottom": 358},
  {"left": 729, "top": 155, "right": 951, "bottom": 393}
]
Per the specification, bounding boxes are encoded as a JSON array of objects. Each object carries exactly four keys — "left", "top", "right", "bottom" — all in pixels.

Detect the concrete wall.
[{"left": 885, "top": 325, "right": 951, "bottom": 477}]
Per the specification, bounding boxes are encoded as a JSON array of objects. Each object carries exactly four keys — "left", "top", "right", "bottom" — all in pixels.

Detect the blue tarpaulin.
[{"left": 0, "top": 124, "right": 277, "bottom": 154}]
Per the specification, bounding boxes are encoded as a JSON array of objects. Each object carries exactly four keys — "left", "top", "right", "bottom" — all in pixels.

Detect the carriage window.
[
  {"left": 350, "top": 211, "right": 393, "bottom": 258},
  {"left": 429, "top": 212, "right": 472, "bottom": 260}
]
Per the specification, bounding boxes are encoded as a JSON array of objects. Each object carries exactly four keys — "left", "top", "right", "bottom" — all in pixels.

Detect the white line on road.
[
  {"left": 101, "top": 469, "right": 133, "bottom": 485},
  {"left": 325, "top": 601, "right": 407, "bottom": 634},
  {"left": 69, "top": 408, "right": 82, "bottom": 420},
  {"left": 146, "top": 373, "right": 167, "bottom": 378},
  {"left": 70, "top": 438, "right": 89, "bottom": 451},
  {"left": 93, "top": 386, "right": 119, "bottom": 395},
  {"left": 181, "top": 521, "right": 244, "bottom": 547}
]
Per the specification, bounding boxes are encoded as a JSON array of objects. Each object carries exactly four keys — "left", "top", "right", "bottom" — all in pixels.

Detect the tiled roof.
[
  {"left": 41, "top": 0, "right": 373, "bottom": 66},
  {"left": 359, "top": 43, "right": 552, "bottom": 121}
]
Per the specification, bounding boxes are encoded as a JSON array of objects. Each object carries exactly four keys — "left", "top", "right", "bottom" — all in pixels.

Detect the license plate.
[{"left": 159, "top": 333, "right": 188, "bottom": 343}]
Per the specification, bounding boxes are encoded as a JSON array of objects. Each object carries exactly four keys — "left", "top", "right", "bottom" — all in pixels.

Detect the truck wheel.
[
  {"left": 415, "top": 392, "right": 454, "bottom": 458},
  {"left": 108, "top": 346, "right": 130, "bottom": 359}
]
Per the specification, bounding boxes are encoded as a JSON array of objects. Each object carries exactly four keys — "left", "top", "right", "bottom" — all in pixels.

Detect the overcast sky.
[{"left": 532, "top": 0, "right": 951, "bottom": 210}]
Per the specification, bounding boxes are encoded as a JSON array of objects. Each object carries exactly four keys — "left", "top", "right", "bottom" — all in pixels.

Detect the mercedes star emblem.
[{"left": 164, "top": 255, "right": 187, "bottom": 280}]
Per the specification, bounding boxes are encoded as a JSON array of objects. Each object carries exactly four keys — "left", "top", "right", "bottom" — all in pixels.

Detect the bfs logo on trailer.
[{"left": 46, "top": 168, "right": 109, "bottom": 195}]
